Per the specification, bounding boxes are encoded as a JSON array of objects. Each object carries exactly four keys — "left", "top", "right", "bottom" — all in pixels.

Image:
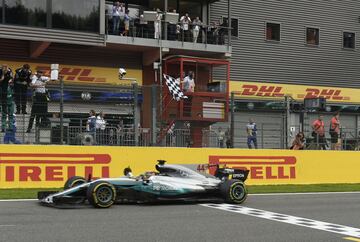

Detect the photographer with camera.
[
  {"left": 0, "top": 64, "right": 13, "bottom": 132},
  {"left": 14, "top": 64, "right": 32, "bottom": 114},
  {"left": 26, "top": 70, "right": 53, "bottom": 133}
]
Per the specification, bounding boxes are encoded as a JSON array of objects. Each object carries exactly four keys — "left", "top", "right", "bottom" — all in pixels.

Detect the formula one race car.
[{"left": 38, "top": 160, "right": 249, "bottom": 208}]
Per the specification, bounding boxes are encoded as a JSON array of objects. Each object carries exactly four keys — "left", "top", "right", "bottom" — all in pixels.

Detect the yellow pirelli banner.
[
  {"left": 0, "top": 145, "right": 360, "bottom": 188},
  {"left": 230, "top": 81, "right": 360, "bottom": 104},
  {"left": 0, "top": 60, "right": 143, "bottom": 85}
]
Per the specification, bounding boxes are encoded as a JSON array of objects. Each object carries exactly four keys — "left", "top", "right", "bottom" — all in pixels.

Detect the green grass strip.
[{"left": 1, "top": 184, "right": 360, "bottom": 199}]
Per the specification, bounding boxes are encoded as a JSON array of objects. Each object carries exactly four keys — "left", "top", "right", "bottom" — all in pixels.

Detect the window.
[
  {"left": 52, "top": 0, "right": 100, "bottom": 33},
  {"left": 343, "top": 32, "right": 355, "bottom": 49},
  {"left": 222, "top": 17, "right": 238, "bottom": 37},
  {"left": 0, "top": 1, "right": 3, "bottom": 24},
  {"left": 179, "top": 0, "right": 202, "bottom": 19},
  {"left": 266, "top": 22, "right": 280, "bottom": 41},
  {"left": 4, "top": 0, "right": 47, "bottom": 27},
  {"left": 306, "top": 27, "right": 319, "bottom": 46}
]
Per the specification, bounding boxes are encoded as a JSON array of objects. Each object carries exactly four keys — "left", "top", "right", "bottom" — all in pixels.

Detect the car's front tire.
[
  {"left": 87, "top": 181, "right": 116, "bottom": 208},
  {"left": 64, "top": 176, "right": 86, "bottom": 190},
  {"left": 221, "top": 180, "right": 247, "bottom": 204}
]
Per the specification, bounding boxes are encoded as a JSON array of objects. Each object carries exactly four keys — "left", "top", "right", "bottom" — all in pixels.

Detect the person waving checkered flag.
[{"left": 163, "top": 74, "right": 188, "bottom": 101}]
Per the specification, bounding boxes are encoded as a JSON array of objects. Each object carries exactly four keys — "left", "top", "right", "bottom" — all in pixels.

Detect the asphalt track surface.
[{"left": 0, "top": 193, "right": 359, "bottom": 242}]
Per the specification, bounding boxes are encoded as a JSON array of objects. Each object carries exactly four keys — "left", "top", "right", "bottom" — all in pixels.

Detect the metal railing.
[{"left": 105, "top": 14, "right": 230, "bottom": 46}]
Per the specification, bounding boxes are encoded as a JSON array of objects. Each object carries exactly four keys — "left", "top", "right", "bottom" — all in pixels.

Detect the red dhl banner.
[
  {"left": 1, "top": 146, "right": 360, "bottom": 188},
  {"left": 0, "top": 60, "right": 143, "bottom": 85},
  {"left": 230, "top": 81, "right": 359, "bottom": 103}
]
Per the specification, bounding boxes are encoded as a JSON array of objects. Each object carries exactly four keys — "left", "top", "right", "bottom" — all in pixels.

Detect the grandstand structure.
[{"left": 0, "top": 0, "right": 231, "bottom": 147}]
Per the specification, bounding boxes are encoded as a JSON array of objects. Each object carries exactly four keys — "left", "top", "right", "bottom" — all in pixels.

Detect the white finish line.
[{"left": 201, "top": 203, "right": 360, "bottom": 238}]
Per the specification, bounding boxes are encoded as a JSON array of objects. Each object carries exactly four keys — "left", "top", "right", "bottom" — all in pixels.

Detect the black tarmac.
[{"left": 0, "top": 192, "right": 359, "bottom": 242}]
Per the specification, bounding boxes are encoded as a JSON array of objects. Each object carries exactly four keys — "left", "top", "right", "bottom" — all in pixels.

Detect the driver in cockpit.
[{"left": 123, "top": 167, "right": 157, "bottom": 180}]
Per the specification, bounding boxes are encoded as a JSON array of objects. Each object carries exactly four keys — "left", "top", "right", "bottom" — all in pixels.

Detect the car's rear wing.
[{"left": 214, "top": 166, "right": 250, "bottom": 182}]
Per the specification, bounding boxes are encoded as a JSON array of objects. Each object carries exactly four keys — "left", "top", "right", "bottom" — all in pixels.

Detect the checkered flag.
[{"left": 163, "top": 74, "right": 188, "bottom": 101}]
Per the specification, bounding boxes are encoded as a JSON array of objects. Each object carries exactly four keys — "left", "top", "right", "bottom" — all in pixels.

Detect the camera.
[
  {"left": 19, "top": 69, "right": 30, "bottom": 79},
  {"left": 118, "top": 68, "right": 126, "bottom": 79}
]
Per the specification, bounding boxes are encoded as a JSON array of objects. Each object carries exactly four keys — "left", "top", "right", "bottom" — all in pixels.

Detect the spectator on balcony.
[
  {"left": 218, "top": 18, "right": 228, "bottom": 45},
  {"left": 192, "top": 17, "right": 202, "bottom": 43},
  {"left": 207, "top": 22, "right": 217, "bottom": 44},
  {"left": 154, "top": 8, "right": 163, "bottom": 39},
  {"left": 112, "top": 1, "right": 122, "bottom": 35},
  {"left": 180, "top": 13, "right": 191, "bottom": 41},
  {"left": 246, "top": 118, "right": 258, "bottom": 149},
  {"left": 0, "top": 64, "right": 13, "bottom": 132},
  {"left": 176, "top": 24, "right": 181, "bottom": 41},
  {"left": 139, "top": 14, "right": 148, "bottom": 38},
  {"left": 14, "top": 64, "right": 32, "bottom": 114},
  {"left": 122, "top": 9, "right": 130, "bottom": 36},
  {"left": 26, "top": 70, "right": 52, "bottom": 133},
  {"left": 168, "top": 9, "right": 178, "bottom": 41},
  {"left": 312, "top": 115, "right": 326, "bottom": 150}
]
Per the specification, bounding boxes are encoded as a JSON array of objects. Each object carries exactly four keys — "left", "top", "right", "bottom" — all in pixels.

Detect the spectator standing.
[
  {"left": 217, "top": 127, "right": 225, "bottom": 148},
  {"left": 180, "top": 13, "right": 191, "bottom": 41},
  {"left": 96, "top": 111, "right": 106, "bottom": 145},
  {"left": 139, "top": 14, "right": 148, "bottom": 38},
  {"left": 168, "top": 9, "right": 178, "bottom": 40},
  {"left": 87, "top": 110, "right": 96, "bottom": 134},
  {"left": 122, "top": 9, "right": 130, "bottom": 36},
  {"left": 112, "top": 2, "right": 121, "bottom": 35},
  {"left": 3, "top": 87, "right": 21, "bottom": 144},
  {"left": 192, "top": 17, "right": 202, "bottom": 43},
  {"left": 290, "top": 132, "right": 305, "bottom": 150},
  {"left": 312, "top": 115, "right": 326, "bottom": 150},
  {"left": 246, "top": 118, "right": 258, "bottom": 149},
  {"left": 330, "top": 112, "right": 341, "bottom": 150},
  {"left": 181, "top": 71, "right": 195, "bottom": 93},
  {"left": 14, "top": 64, "right": 32, "bottom": 114},
  {"left": 0, "top": 64, "right": 13, "bottom": 132},
  {"left": 225, "top": 127, "right": 232, "bottom": 148},
  {"left": 154, "top": 8, "right": 162, "bottom": 39},
  {"left": 26, "top": 70, "right": 52, "bottom": 133}
]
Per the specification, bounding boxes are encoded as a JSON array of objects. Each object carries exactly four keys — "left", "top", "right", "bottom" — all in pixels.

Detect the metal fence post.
[
  {"left": 133, "top": 82, "right": 139, "bottom": 146},
  {"left": 230, "top": 92, "right": 235, "bottom": 148},
  {"left": 151, "top": 85, "right": 157, "bottom": 145},
  {"left": 261, "top": 123, "right": 264, "bottom": 149},
  {"left": 60, "top": 76, "right": 64, "bottom": 144}
]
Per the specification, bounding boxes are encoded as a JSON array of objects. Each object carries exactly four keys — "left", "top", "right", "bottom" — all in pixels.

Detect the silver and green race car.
[{"left": 38, "top": 160, "right": 249, "bottom": 208}]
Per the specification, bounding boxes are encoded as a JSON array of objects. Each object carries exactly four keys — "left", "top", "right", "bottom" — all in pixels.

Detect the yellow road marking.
[{"left": 343, "top": 237, "right": 360, "bottom": 241}]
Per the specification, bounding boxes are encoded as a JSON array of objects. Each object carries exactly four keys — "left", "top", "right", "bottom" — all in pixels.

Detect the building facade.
[{"left": 210, "top": 0, "right": 360, "bottom": 149}]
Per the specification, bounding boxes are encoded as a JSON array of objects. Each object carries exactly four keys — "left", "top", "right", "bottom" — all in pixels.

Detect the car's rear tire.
[
  {"left": 221, "top": 180, "right": 247, "bottom": 204},
  {"left": 87, "top": 181, "right": 116, "bottom": 208},
  {"left": 64, "top": 176, "right": 86, "bottom": 190}
]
